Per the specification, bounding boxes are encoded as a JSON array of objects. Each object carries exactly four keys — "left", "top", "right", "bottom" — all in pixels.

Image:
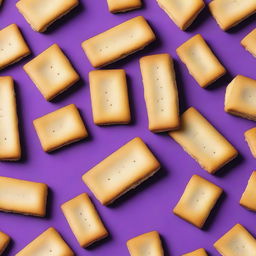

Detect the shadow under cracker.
[
  {"left": 2, "top": 238, "right": 14, "bottom": 256},
  {"left": 226, "top": 14, "right": 256, "bottom": 34},
  {"left": 160, "top": 234, "right": 172, "bottom": 256}
]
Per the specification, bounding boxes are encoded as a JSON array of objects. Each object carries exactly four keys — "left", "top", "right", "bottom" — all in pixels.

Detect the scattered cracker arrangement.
[{"left": 0, "top": 0, "right": 256, "bottom": 255}]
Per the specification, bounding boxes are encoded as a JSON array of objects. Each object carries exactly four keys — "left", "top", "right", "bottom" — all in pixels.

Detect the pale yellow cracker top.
[
  {"left": 127, "top": 231, "right": 164, "bottom": 256},
  {"left": 16, "top": 227, "right": 74, "bottom": 256},
  {"left": 107, "top": 0, "right": 142, "bottom": 13},
  {"left": 61, "top": 193, "right": 108, "bottom": 248},
  {"left": 241, "top": 28, "right": 256, "bottom": 58},
  {"left": 16, "top": 0, "right": 79, "bottom": 32},
  {"left": 0, "top": 231, "right": 10, "bottom": 255},
  {"left": 156, "top": 0, "right": 205, "bottom": 30},
  {"left": 182, "top": 248, "right": 208, "bottom": 256},
  {"left": 81, "top": 16, "right": 156, "bottom": 68}
]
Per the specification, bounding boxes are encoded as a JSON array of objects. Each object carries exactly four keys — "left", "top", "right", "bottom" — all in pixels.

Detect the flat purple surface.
[{"left": 0, "top": 0, "right": 256, "bottom": 255}]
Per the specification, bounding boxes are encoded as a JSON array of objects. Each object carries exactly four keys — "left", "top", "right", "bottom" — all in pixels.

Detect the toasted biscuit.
[
  {"left": 82, "top": 137, "right": 160, "bottom": 205},
  {"left": 176, "top": 34, "right": 226, "bottom": 88},
  {"left": 241, "top": 28, "right": 256, "bottom": 58},
  {"left": 127, "top": 231, "right": 164, "bottom": 256},
  {"left": 225, "top": 75, "right": 256, "bottom": 121},
  {"left": 0, "top": 24, "right": 30, "bottom": 70},
  {"left": 81, "top": 16, "right": 156, "bottom": 68},
  {"left": 0, "top": 231, "right": 10, "bottom": 255},
  {"left": 33, "top": 104, "right": 88, "bottom": 152},
  {"left": 182, "top": 248, "right": 208, "bottom": 256},
  {"left": 140, "top": 54, "right": 179, "bottom": 132},
  {"left": 169, "top": 107, "right": 238, "bottom": 174},
  {"left": 156, "top": 0, "right": 205, "bottom": 30},
  {"left": 16, "top": 0, "right": 79, "bottom": 32},
  {"left": 0, "top": 76, "right": 21, "bottom": 161},
  {"left": 89, "top": 69, "right": 131, "bottom": 125},
  {"left": 61, "top": 193, "right": 108, "bottom": 247},
  {"left": 107, "top": 0, "right": 142, "bottom": 13},
  {"left": 245, "top": 127, "right": 256, "bottom": 158}
]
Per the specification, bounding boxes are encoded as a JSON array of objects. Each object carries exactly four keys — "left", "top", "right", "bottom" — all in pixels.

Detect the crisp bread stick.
[
  {"left": 23, "top": 44, "right": 79, "bottom": 101},
  {"left": 127, "top": 231, "right": 164, "bottom": 256},
  {"left": 209, "top": 0, "right": 256, "bottom": 31},
  {"left": 0, "top": 176, "right": 48, "bottom": 217},
  {"left": 107, "top": 0, "right": 142, "bottom": 13},
  {"left": 16, "top": 227, "right": 74, "bottom": 256},
  {"left": 33, "top": 104, "right": 88, "bottom": 152},
  {"left": 169, "top": 107, "right": 238, "bottom": 174},
  {"left": 0, "top": 24, "right": 30, "bottom": 70},
  {"left": 89, "top": 69, "right": 131, "bottom": 125},
  {"left": 82, "top": 137, "right": 160, "bottom": 205},
  {"left": 214, "top": 224, "right": 256, "bottom": 256},
  {"left": 0, "top": 231, "right": 10, "bottom": 255},
  {"left": 176, "top": 34, "right": 226, "bottom": 88},
  {"left": 245, "top": 127, "right": 256, "bottom": 158},
  {"left": 81, "top": 16, "right": 156, "bottom": 68},
  {"left": 156, "top": 0, "right": 205, "bottom": 30},
  {"left": 225, "top": 75, "right": 256, "bottom": 121},
  {"left": 0, "top": 76, "right": 21, "bottom": 161},
  {"left": 173, "top": 175, "right": 223, "bottom": 228},
  {"left": 16, "top": 0, "right": 79, "bottom": 32},
  {"left": 240, "top": 171, "right": 256, "bottom": 211},
  {"left": 182, "top": 248, "right": 208, "bottom": 256},
  {"left": 61, "top": 193, "right": 108, "bottom": 247},
  {"left": 140, "top": 53, "right": 179, "bottom": 132},
  {"left": 241, "top": 28, "right": 256, "bottom": 58}
]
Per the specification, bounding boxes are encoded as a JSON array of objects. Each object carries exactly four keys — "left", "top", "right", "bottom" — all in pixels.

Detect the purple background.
[{"left": 0, "top": 0, "right": 256, "bottom": 255}]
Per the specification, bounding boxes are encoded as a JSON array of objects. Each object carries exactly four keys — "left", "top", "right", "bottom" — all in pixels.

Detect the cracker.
[
  {"left": 176, "top": 34, "right": 226, "bottom": 88},
  {"left": 16, "top": 0, "right": 79, "bottom": 32},
  {"left": 0, "top": 76, "right": 21, "bottom": 161},
  {"left": 182, "top": 248, "right": 208, "bottom": 256},
  {"left": 140, "top": 53, "right": 179, "bottom": 132},
  {"left": 127, "top": 231, "right": 164, "bottom": 256},
  {"left": 23, "top": 44, "right": 79, "bottom": 101},
  {"left": 214, "top": 224, "right": 256, "bottom": 256},
  {"left": 82, "top": 137, "right": 160, "bottom": 205},
  {"left": 0, "top": 231, "right": 10, "bottom": 255},
  {"left": 33, "top": 104, "right": 88, "bottom": 152},
  {"left": 245, "top": 127, "right": 256, "bottom": 158},
  {"left": 107, "top": 0, "right": 142, "bottom": 13},
  {"left": 0, "top": 176, "right": 48, "bottom": 217},
  {"left": 173, "top": 175, "right": 222, "bottom": 228},
  {"left": 240, "top": 171, "right": 256, "bottom": 211},
  {"left": 16, "top": 227, "right": 74, "bottom": 256},
  {"left": 81, "top": 16, "right": 156, "bottom": 68},
  {"left": 169, "top": 107, "right": 238, "bottom": 174},
  {"left": 61, "top": 193, "right": 108, "bottom": 247},
  {"left": 0, "top": 24, "right": 30, "bottom": 70},
  {"left": 89, "top": 69, "right": 131, "bottom": 125},
  {"left": 209, "top": 0, "right": 256, "bottom": 31},
  {"left": 156, "top": 0, "right": 205, "bottom": 30},
  {"left": 225, "top": 75, "right": 256, "bottom": 121},
  {"left": 241, "top": 28, "right": 256, "bottom": 58}
]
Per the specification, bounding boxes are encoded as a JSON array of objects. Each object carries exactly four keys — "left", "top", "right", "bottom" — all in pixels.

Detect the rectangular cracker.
[
  {"left": 16, "top": 0, "right": 79, "bottom": 32},
  {"left": 33, "top": 104, "right": 88, "bottom": 152},
  {"left": 156, "top": 0, "right": 205, "bottom": 30},
  {"left": 176, "top": 34, "right": 226, "bottom": 88},
  {"left": 0, "top": 76, "right": 21, "bottom": 161},
  {"left": 0, "top": 176, "right": 48, "bottom": 217},
  {"left": 182, "top": 248, "right": 208, "bottom": 256},
  {"left": 127, "top": 231, "right": 164, "bottom": 256},
  {"left": 173, "top": 175, "right": 222, "bottom": 228},
  {"left": 16, "top": 227, "right": 74, "bottom": 256},
  {"left": 241, "top": 28, "right": 256, "bottom": 58},
  {"left": 225, "top": 75, "right": 256, "bottom": 121},
  {"left": 0, "top": 24, "right": 30, "bottom": 70},
  {"left": 107, "top": 0, "right": 142, "bottom": 13},
  {"left": 61, "top": 193, "right": 108, "bottom": 247},
  {"left": 169, "top": 107, "right": 238, "bottom": 174},
  {"left": 89, "top": 69, "right": 131, "bottom": 125},
  {"left": 82, "top": 137, "right": 160, "bottom": 205},
  {"left": 81, "top": 16, "right": 156, "bottom": 68},
  {"left": 214, "top": 224, "right": 256, "bottom": 256},
  {"left": 240, "top": 171, "right": 256, "bottom": 211},
  {"left": 23, "top": 44, "right": 79, "bottom": 101},
  {"left": 0, "top": 231, "right": 10, "bottom": 255},
  {"left": 140, "top": 53, "right": 179, "bottom": 132},
  {"left": 245, "top": 127, "right": 256, "bottom": 158},
  {"left": 209, "top": 0, "right": 256, "bottom": 31}
]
